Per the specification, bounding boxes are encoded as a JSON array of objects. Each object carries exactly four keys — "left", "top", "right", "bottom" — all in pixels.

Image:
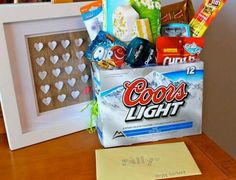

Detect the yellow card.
[{"left": 96, "top": 142, "right": 201, "bottom": 180}]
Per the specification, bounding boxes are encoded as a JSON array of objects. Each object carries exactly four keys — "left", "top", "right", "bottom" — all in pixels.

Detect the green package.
[{"left": 130, "top": 0, "right": 161, "bottom": 41}]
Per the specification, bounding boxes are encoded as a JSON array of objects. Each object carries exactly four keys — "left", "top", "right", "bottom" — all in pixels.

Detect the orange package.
[
  {"left": 80, "top": 0, "right": 102, "bottom": 14},
  {"left": 80, "top": 0, "right": 103, "bottom": 40},
  {"left": 156, "top": 37, "right": 204, "bottom": 66}
]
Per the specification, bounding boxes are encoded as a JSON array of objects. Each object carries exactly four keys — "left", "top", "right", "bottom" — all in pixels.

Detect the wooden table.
[
  {"left": 0, "top": 116, "right": 5, "bottom": 134},
  {"left": 0, "top": 132, "right": 236, "bottom": 180}
]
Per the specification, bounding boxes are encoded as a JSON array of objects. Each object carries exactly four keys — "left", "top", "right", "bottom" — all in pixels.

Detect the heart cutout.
[
  {"left": 81, "top": 75, "right": 89, "bottom": 84},
  {"left": 78, "top": 63, "right": 86, "bottom": 72},
  {"left": 61, "top": 40, "right": 70, "bottom": 49},
  {"left": 75, "top": 38, "right": 83, "bottom": 47},
  {"left": 52, "top": 68, "right": 61, "bottom": 77},
  {"left": 65, "top": 66, "right": 73, "bottom": 75},
  {"left": 57, "top": 94, "right": 66, "bottom": 102},
  {"left": 38, "top": 71, "right": 47, "bottom": 80},
  {"left": 48, "top": 41, "right": 57, "bottom": 51},
  {"left": 67, "top": 78, "right": 76, "bottom": 87},
  {"left": 83, "top": 86, "right": 91, "bottom": 94},
  {"left": 42, "top": 97, "right": 51, "bottom": 106},
  {"left": 62, "top": 53, "right": 71, "bottom": 62},
  {"left": 36, "top": 57, "right": 45, "bottom": 66},
  {"left": 50, "top": 55, "right": 59, "bottom": 64},
  {"left": 40, "top": 84, "right": 50, "bottom": 94},
  {"left": 34, "top": 42, "right": 44, "bottom": 52},
  {"left": 71, "top": 91, "right": 80, "bottom": 99},
  {"left": 76, "top": 51, "right": 84, "bottom": 60},
  {"left": 55, "top": 81, "right": 64, "bottom": 90}
]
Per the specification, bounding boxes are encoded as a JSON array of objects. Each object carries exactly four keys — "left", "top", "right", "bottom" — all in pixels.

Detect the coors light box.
[{"left": 92, "top": 61, "right": 204, "bottom": 147}]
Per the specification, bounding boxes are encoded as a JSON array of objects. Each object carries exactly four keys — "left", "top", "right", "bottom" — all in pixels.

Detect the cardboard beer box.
[{"left": 92, "top": 62, "right": 204, "bottom": 147}]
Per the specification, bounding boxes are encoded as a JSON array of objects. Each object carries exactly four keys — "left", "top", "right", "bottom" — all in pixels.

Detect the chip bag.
[{"left": 156, "top": 37, "right": 204, "bottom": 66}]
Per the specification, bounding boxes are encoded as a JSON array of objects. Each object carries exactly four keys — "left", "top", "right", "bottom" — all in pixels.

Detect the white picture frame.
[{"left": 0, "top": 2, "right": 93, "bottom": 150}]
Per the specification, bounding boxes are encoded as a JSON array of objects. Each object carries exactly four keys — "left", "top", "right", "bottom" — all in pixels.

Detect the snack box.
[
  {"left": 91, "top": 62, "right": 204, "bottom": 147},
  {"left": 103, "top": 0, "right": 130, "bottom": 36}
]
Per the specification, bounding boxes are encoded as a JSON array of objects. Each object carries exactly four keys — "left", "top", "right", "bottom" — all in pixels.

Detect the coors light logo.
[{"left": 122, "top": 78, "right": 189, "bottom": 122}]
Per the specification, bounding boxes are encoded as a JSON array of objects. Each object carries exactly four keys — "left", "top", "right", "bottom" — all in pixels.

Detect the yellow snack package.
[{"left": 189, "top": 0, "right": 227, "bottom": 37}]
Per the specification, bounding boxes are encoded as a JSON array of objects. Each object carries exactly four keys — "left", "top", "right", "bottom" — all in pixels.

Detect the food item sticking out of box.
[
  {"left": 189, "top": 0, "right": 227, "bottom": 37},
  {"left": 135, "top": 18, "right": 153, "bottom": 43},
  {"left": 85, "top": 31, "right": 158, "bottom": 69},
  {"left": 103, "top": 0, "right": 161, "bottom": 43},
  {"left": 156, "top": 37, "right": 204, "bottom": 65},
  {"left": 85, "top": 31, "right": 128, "bottom": 68},
  {"left": 126, "top": 37, "right": 156, "bottom": 67},
  {"left": 112, "top": 5, "right": 139, "bottom": 42},
  {"left": 130, "top": 0, "right": 161, "bottom": 41},
  {"left": 161, "top": 23, "right": 191, "bottom": 37},
  {"left": 161, "top": 0, "right": 195, "bottom": 25},
  {"left": 80, "top": 1, "right": 103, "bottom": 41},
  {"left": 103, "top": 0, "right": 134, "bottom": 40}
]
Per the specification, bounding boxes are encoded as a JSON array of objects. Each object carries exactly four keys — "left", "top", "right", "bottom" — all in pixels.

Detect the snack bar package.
[
  {"left": 130, "top": 0, "right": 161, "bottom": 41},
  {"left": 112, "top": 5, "right": 139, "bottom": 42},
  {"left": 80, "top": 1, "right": 103, "bottom": 41},
  {"left": 135, "top": 18, "right": 153, "bottom": 43},
  {"left": 189, "top": 0, "right": 227, "bottom": 37},
  {"left": 85, "top": 31, "right": 127, "bottom": 68},
  {"left": 156, "top": 37, "right": 204, "bottom": 66},
  {"left": 126, "top": 37, "right": 156, "bottom": 67},
  {"left": 161, "top": 23, "right": 191, "bottom": 37},
  {"left": 98, "top": 60, "right": 117, "bottom": 70},
  {"left": 161, "top": 0, "right": 195, "bottom": 25}
]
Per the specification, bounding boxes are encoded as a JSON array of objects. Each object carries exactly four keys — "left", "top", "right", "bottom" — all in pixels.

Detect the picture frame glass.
[{"left": 3, "top": 15, "right": 92, "bottom": 136}]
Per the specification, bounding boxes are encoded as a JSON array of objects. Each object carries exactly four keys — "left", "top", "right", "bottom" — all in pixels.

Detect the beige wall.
[
  {"left": 191, "top": 0, "right": 236, "bottom": 159},
  {"left": 164, "top": 0, "right": 236, "bottom": 159}
]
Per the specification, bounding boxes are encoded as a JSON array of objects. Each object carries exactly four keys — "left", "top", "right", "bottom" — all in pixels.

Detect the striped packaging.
[{"left": 135, "top": 18, "right": 153, "bottom": 43}]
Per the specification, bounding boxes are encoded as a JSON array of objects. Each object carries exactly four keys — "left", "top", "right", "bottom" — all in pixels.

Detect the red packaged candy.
[{"left": 156, "top": 37, "right": 204, "bottom": 65}]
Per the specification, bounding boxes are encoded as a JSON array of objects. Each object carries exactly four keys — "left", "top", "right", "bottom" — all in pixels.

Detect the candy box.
[
  {"left": 161, "top": 0, "right": 195, "bottom": 25},
  {"left": 91, "top": 61, "right": 204, "bottom": 147}
]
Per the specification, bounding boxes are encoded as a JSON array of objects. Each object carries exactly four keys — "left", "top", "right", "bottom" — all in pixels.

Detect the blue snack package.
[
  {"left": 85, "top": 31, "right": 128, "bottom": 68},
  {"left": 80, "top": 1, "right": 103, "bottom": 41},
  {"left": 161, "top": 23, "right": 191, "bottom": 37},
  {"left": 126, "top": 37, "right": 156, "bottom": 67}
]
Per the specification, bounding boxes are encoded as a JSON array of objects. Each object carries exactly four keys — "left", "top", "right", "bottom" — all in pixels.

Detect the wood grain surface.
[
  {"left": 0, "top": 132, "right": 235, "bottom": 180},
  {"left": 0, "top": 105, "right": 5, "bottom": 134},
  {"left": 27, "top": 30, "right": 92, "bottom": 113},
  {"left": 0, "top": 113, "right": 5, "bottom": 134}
]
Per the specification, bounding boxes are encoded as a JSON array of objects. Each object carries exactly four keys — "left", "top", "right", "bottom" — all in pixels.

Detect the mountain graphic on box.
[{"left": 100, "top": 71, "right": 203, "bottom": 109}]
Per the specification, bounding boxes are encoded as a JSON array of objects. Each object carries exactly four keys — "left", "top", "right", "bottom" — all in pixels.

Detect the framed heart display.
[
  {"left": 27, "top": 31, "right": 91, "bottom": 113},
  {"left": 0, "top": 2, "right": 93, "bottom": 150}
]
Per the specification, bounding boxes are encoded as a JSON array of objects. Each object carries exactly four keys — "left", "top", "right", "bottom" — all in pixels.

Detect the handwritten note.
[
  {"left": 96, "top": 142, "right": 201, "bottom": 180},
  {"left": 121, "top": 156, "right": 160, "bottom": 167}
]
